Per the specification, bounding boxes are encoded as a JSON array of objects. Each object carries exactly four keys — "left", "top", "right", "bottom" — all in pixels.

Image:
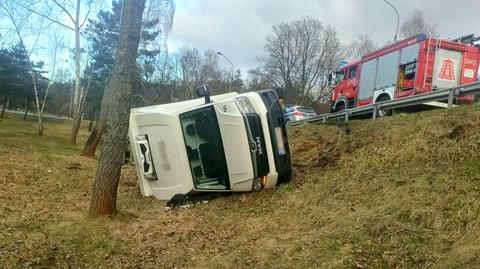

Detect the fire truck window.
[
  {"left": 348, "top": 65, "right": 357, "bottom": 79},
  {"left": 335, "top": 70, "right": 345, "bottom": 84},
  {"left": 400, "top": 43, "right": 420, "bottom": 65},
  {"left": 376, "top": 50, "right": 400, "bottom": 90},
  {"left": 404, "top": 62, "right": 417, "bottom": 79},
  {"left": 358, "top": 59, "right": 377, "bottom": 100}
]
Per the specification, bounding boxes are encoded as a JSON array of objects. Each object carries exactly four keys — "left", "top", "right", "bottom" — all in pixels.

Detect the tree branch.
[
  {"left": 51, "top": 0, "right": 75, "bottom": 24},
  {"left": 12, "top": 0, "right": 75, "bottom": 30},
  {"left": 79, "top": 0, "right": 92, "bottom": 29}
]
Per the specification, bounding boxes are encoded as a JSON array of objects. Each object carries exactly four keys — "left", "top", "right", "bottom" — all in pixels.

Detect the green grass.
[{"left": 1, "top": 105, "right": 480, "bottom": 268}]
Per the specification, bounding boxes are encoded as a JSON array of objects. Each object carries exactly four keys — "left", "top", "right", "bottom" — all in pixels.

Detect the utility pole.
[
  {"left": 383, "top": 0, "right": 399, "bottom": 41},
  {"left": 217, "top": 51, "right": 234, "bottom": 92}
]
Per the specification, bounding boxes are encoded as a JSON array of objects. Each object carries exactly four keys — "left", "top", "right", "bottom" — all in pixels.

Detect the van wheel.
[{"left": 376, "top": 95, "right": 392, "bottom": 117}]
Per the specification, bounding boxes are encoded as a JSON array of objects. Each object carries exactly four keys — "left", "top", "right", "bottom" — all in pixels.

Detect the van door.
[{"left": 433, "top": 48, "right": 462, "bottom": 89}]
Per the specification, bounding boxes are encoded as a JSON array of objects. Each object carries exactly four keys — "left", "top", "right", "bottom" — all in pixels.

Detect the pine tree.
[
  {"left": 0, "top": 44, "right": 48, "bottom": 118},
  {"left": 81, "top": 0, "right": 161, "bottom": 157}
]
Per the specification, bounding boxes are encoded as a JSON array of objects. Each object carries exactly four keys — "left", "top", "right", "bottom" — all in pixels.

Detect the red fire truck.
[{"left": 330, "top": 33, "right": 480, "bottom": 113}]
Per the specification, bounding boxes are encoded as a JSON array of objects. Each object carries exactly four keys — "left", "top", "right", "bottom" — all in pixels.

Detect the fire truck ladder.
[{"left": 422, "top": 35, "right": 440, "bottom": 93}]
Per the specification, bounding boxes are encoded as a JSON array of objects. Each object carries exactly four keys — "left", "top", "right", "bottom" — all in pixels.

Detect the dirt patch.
[
  {"left": 448, "top": 123, "right": 474, "bottom": 141},
  {"left": 296, "top": 139, "right": 318, "bottom": 153},
  {"left": 317, "top": 141, "right": 343, "bottom": 167}
]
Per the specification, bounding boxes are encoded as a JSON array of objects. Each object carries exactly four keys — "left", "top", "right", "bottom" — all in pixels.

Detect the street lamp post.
[
  {"left": 217, "top": 51, "right": 234, "bottom": 92},
  {"left": 383, "top": 0, "right": 400, "bottom": 42}
]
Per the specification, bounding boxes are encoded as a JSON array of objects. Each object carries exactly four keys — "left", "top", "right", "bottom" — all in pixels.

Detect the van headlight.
[
  {"left": 252, "top": 176, "right": 267, "bottom": 191},
  {"left": 135, "top": 135, "right": 156, "bottom": 180},
  {"left": 235, "top": 96, "right": 256, "bottom": 114}
]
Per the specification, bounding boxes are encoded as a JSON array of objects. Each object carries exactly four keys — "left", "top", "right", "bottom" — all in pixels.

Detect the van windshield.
[{"left": 180, "top": 106, "right": 230, "bottom": 190}]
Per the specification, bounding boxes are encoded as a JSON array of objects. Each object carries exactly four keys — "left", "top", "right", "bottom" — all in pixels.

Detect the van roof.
[{"left": 131, "top": 92, "right": 239, "bottom": 116}]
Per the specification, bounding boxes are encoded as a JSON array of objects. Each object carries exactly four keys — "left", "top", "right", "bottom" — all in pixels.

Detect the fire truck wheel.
[
  {"left": 335, "top": 101, "right": 346, "bottom": 112},
  {"left": 376, "top": 95, "right": 392, "bottom": 117}
]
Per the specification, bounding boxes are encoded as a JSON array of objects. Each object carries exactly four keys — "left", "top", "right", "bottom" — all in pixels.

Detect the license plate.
[{"left": 274, "top": 127, "right": 286, "bottom": 156}]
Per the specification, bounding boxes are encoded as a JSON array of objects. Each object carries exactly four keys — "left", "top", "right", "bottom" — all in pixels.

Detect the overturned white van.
[{"left": 128, "top": 89, "right": 292, "bottom": 200}]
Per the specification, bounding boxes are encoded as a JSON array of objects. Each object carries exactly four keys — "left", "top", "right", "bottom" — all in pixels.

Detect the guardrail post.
[
  {"left": 344, "top": 110, "right": 349, "bottom": 122},
  {"left": 448, "top": 88, "right": 454, "bottom": 108},
  {"left": 322, "top": 115, "right": 326, "bottom": 123},
  {"left": 372, "top": 104, "right": 378, "bottom": 121}
]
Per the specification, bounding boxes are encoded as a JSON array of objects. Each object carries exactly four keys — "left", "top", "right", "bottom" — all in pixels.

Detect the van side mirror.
[{"left": 195, "top": 84, "right": 211, "bottom": 103}]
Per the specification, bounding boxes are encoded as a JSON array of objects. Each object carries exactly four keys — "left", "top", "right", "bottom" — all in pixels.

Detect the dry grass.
[{"left": 1, "top": 105, "right": 480, "bottom": 268}]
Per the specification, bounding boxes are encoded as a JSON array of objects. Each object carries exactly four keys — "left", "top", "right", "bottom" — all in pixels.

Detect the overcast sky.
[{"left": 167, "top": 0, "right": 479, "bottom": 76}]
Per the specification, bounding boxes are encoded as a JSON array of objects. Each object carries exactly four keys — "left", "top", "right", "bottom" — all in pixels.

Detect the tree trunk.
[
  {"left": 88, "top": 109, "right": 97, "bottom": 133},
  {"left": 39, "top": 46, "right": 58, "bottom": 134},
  {"left": 89, "top": 0, "right": 146, "bottom": 217},
  {"left": 1, "top": 96, "right": 8, "bottom": 118},
  {"left": 31, "top": 72, "right": 44, "bottom": 136},
  {"left": 23, "top": 99, "right": 29, "bottom": 121},
  {"left": 82, "top": 65, "right": 113, "bottom": 157},
  {"left": 69, "top": 82, "right": 74, "bottom": 117},
  {"left": 81, "top": 116, "right": 106, "bottom": 157},
  {"left": 69, "top": 0, "right": 82, "bottom": 144},
  {"left": 88, "top": 121, "right": 94, "bottom": 132},
  {"left": 82, "top": 86, "right": 112, "bottom": 156},
  {"left": 70, "top": 114, "right": 81, "bottom": 144}
]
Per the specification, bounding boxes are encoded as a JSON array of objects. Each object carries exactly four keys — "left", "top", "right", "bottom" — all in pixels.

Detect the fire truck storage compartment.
[
  {"left": 433, "top": 48, "right": 462, "bottom": 89},
  {"left": 373, "top": 50, "right": 400, "bottom": 101},
  {"left": 358, "top": 59, "right": 377, "bottom": 101}
]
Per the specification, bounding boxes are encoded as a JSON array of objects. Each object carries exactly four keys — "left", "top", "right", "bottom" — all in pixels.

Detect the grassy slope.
[{"left": 1, "top": 105, "right": 480, "bottom": 268}]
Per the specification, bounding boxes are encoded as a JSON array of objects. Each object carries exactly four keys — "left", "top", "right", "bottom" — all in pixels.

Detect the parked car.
[{"left": 283, "top": 105, "right": 317, "bottom": 124}]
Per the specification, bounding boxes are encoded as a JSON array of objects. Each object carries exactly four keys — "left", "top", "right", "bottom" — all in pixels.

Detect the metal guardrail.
[{"left": 291, "top": 81, "right": 480, "bottom": 126}]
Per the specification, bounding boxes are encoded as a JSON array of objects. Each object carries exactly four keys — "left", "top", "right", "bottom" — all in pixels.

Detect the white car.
[{"left": 284, "top": 105, "right": 317, "bottom": 125}]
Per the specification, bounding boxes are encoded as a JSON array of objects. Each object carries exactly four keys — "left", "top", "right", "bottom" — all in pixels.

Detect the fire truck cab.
[
  {"left": 330, "top": 33, "right": 480, "bottom": 112},
  {"left": 331, "top": 61, "right": 361, "bottom": 112}
]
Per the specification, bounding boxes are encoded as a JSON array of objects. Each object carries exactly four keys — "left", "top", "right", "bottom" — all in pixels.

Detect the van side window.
[{"left": 348, "top": 65, "right": 358, "bottom": 79}]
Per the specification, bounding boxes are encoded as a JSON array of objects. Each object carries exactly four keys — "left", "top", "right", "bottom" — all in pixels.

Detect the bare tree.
[
  {"left": 257, "top": 17, "right": 342, "bottom": 105},
  {"left": 345, "top": 34, "right": 376, "bottom": 62},
  {"left": 294, "top": 18, "right": 341, "bottom": 104},
  {"left": 89, "top": 0, "right": 146, "bottom": 217},
  {"left": 13, "top": 0, "right": 97, "bottom": 143},
  {"left": 39, "top": 28, "right": 65, "bottom": 134},
  {"left": 149, "top": 52, "right": 176, "bottom": 103},
  {"left": 400, "top": 9, "right": 438, "bottom": 38},
  {"left": 175, "top": 45, "right": 202, "bottom": 100},
  {"left": 173, "top": 46, "right": 235, "bottom": 99},
  {"left": 246, "top": 68, "right": 277, "bottom": 91},
  {"left": 258, "top": 21, "right": 299, "bottom": 101}
]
